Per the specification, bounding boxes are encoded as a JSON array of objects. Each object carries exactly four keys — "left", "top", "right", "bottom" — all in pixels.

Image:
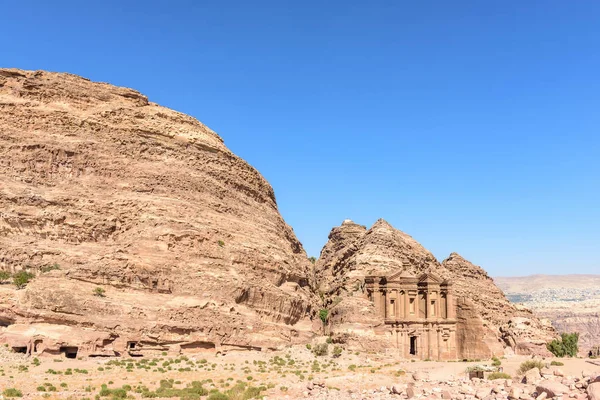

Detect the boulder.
[
  {"left": 391, "top": 384, "right": 405, "bottom": 395},
  {"left": 588, "top": 382, "right": 600, "bottom": 400},
  {"left": 509, "top": 387, "right": 522, "bottom": 399},
  {"left": 476, "top": 388, "right": 491, "bottom": 399},
  {"left": 523, "top": 368, "right": 542, "bottom": 384},
  {"left": 536, "top": 381, "right": 570, "bottom": 397},
  {"left": 535, "top": 392, "right": 547, "bottom": 400}
]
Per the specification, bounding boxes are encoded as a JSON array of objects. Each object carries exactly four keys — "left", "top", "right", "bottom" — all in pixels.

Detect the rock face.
[
  {"left": 442, "top": 253, "right": 556, "bottom": 356},
  {"left": 315, "top": 219, "right": 555, "bottom": 358},
  {"left": 0, "top": 68, "right": 315, "bottom": 356},
  {"left": 495, "top": 274, "right": 600, "bottom": 356}
]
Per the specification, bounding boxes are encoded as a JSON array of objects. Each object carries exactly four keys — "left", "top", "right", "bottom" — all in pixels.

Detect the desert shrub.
[
  {"left": 492, "top": 356, "right": 501, "bottom": 367},
  {"left": 550, "top": 360, "right": 564, "bottom": 366},
  {"left": 518, "top": 360, "right": 545, "bottom": 375},
  {"left": 305, "top": 344, "right": 312, "bottom": 350},
  {"left": 0, "top": 270, "right": 11, "bottom": 282},
  {"left": 217, "top": 240, "right": 225, "bottom": 247},
  {"left": 319, "top": 309, "right": 328, "bottom": 325},
  {"left": 332, "top": 346, "right": 342, "bottom": 358},
  {"left": 488, "top": 372, "right": 511, "bottom": 380},
  {"left": 13, "top": 271, "right": 34, "bottom": 289},
  {"left": 94, "top": 287, "right": 106, "bottom": 297},
  {"left": 3, "top": 388, "right": 23, "bottom": 398},
  {"left": 308, "top": 256, "right": 316, "bottom": 264},
  {"left": 547, "top": 333, "right": 579, "bottom": 357},
  {"left": 40, "top": 264, "right": 60, "bottom": 273},
  {"left": 207, "top": 392, "right": 229, "bottom": 400},
  {"left": 313, "top": 343, "right": 328, "bottom": 357}
]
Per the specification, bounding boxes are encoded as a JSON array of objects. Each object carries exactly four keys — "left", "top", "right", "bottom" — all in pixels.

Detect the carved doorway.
[{"left": 410, "top": 336, "right": 417, "bottom": 356}]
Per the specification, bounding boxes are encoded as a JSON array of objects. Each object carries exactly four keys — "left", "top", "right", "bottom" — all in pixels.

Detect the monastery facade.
[{"left": 364, "top": 269, "right": 458, "bottom": 360}]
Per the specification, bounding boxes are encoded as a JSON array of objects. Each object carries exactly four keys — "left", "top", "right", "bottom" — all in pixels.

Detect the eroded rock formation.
[
  {"left": 314, "top": 219, "right": 555, "bottom": 358},
  {"left": 0, "top": 68, "right": 315, "bottom": 356}
]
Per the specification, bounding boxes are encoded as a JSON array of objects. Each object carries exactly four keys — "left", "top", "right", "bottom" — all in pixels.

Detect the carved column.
[
  {"left": 404, "top": 291, "right": 410, "bottom": 317},
  {"left": 373, "top": 281, "right": 381, "bottom": 317},
  {"left": 437, "top": 327, "right": 442, "bottom": 361},
  {"left": 446, "top": 292, "right": 454, "bottom": 319}
]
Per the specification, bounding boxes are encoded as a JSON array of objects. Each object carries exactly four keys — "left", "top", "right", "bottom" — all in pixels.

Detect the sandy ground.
[{"left": 0, "top": 345, "right": 599, "bottom": 399}]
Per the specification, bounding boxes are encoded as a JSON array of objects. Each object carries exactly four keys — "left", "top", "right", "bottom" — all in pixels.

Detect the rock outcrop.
[
  {"left": 495, "top": 274, "right": 600, "bottom": 356},
  {"left": 315, "top": 219, "right": 555, "bottom": 358},
  {"left": 442, "top": 253, "right": 556, "bottom": 356},
  {"left": 0, "top": 68, "right": 315, "bottom": 356}
]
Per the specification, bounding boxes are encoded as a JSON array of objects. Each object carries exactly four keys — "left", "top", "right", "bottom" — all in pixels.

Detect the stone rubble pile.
[{"left": 290, "top": 369, "right": 600, "bottom": 400}]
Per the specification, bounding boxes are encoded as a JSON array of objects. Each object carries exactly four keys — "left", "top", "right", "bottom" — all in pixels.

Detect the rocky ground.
[{"left": 0, "top": 346, "right": 599, "bottom": 400}]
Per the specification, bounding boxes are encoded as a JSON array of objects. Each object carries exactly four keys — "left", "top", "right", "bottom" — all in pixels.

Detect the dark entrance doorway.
[
  {"left": 60, "top": 346, "right": 78, "bottom": 359},
  {"left": 409, "top": 336, "right": 417, "bottom": 356}
]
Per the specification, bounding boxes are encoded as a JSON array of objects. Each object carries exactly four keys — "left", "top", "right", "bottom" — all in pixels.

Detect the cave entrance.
[
  {"left": 0, "top": 319, "right": 12, "bottom": 328},
  {"left": 12, "top": 346, "right": 27, "bottom": 354},
  {"left": 60, "top": 346, "right": 78, "bottom": 359},
  {"left": 34, "top": 340, "right": 43, "bottom": 353},
  {"left": 409, "top": 336, "right": 417, "bottom": 356}
]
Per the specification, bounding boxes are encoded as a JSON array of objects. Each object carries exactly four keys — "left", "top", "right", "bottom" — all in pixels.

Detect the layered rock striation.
[
  {"left": 0, "top": 68, "right": 315, "bottom": 355},
  {"left": 314, "top": 219, "right": 555, "bottom": 358}
]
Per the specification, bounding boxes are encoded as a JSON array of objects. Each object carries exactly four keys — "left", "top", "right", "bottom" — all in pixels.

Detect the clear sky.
[{"left": 3, "top": 1, "right": 599, "bottom": 276}]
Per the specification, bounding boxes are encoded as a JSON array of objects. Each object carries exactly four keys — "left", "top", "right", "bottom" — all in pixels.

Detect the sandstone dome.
[{"left": 0, "top": 68, "right": 315, "bottom": 355}]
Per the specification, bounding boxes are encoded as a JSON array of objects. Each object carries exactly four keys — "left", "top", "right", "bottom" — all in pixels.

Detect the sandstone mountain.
[
  {"left": 315, "top": 219, "right": 555, "bottom": 358},
  {"left": 0, "top": 68, "right": 315, "bottom": 356},
  {"left": 495, "top": 274, "right": 600, "bottom": 356}
]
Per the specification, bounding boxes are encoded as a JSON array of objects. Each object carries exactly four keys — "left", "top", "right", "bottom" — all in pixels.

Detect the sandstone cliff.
[
  {"left": 315, "top": 219, "right": 555, "bottom": 358},
  {"left": 496, "top": 274, "right": 600, "bottom": 356},
  {"left": 0, "top": 68, "right": 315, "bottom": 355}
]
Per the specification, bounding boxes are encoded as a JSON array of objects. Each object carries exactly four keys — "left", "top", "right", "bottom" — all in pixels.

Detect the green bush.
[
  {"left": 313, "top": 343, "right": 328, "bottom": 356},
  {"left": 332, "top": 346, "right": 342, "bottom": 358},
  {"left": 550, "top": 360, "right": 564, "bottom": 366},
  {"left": 0, "top": 270, "right": 11, "bottom": 282},
  {"left": 518, "top": 360, "right": 545, "bottom": 375},
  {"left": 40, "top": 264, "right": 60, "bottom": 273},
  {"left": 93, "top": 287, "right": 106, "bottom": 297},
  {"left": 3, "top": 388, "right": 23, "bottom": 398},
  {"left": 12, "top": 271, "right": 34, "bottom": 289},
  {"left": 491, "top": 356, "right": 501, "bottom": 367},
  {"left": 207, "top": 393, "right": 229, "bottom": 400},
  {"left": 547, "top": 333, "right": 579, "bottom": 357},
  {"left": 319, "top": 309, "right": 328, "bottom": 325},
  {"left": 488, "top": 372, "right": 511, "bottom": 380}
]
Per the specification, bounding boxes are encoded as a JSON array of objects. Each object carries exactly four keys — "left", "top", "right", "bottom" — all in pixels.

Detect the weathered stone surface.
[
  {"left": 0, "top": 68, "right": 315, "bottom": 355},
  {"left": 536, "top": 381, "right": 570, "bottom": 397},
  {"left": 588, "top": 382, "right": 600, "bottom": 400},
  {"left": 523, "top": 368, "right": 542, "bottom": 384}
]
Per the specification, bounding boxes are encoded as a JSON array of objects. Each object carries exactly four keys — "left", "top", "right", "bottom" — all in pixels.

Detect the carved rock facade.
[{"left": 365, "top": 269, "right": 457, "bottom": 360}]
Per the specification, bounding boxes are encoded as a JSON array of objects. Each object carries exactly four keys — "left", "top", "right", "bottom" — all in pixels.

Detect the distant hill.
[{"left": 494, "top": 274, "right": 600, "bottom": 355}]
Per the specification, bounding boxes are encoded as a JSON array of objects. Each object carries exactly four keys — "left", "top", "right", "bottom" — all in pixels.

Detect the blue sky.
[{"left": 3, "top": 1, "right": 599, "bottom": 276}]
